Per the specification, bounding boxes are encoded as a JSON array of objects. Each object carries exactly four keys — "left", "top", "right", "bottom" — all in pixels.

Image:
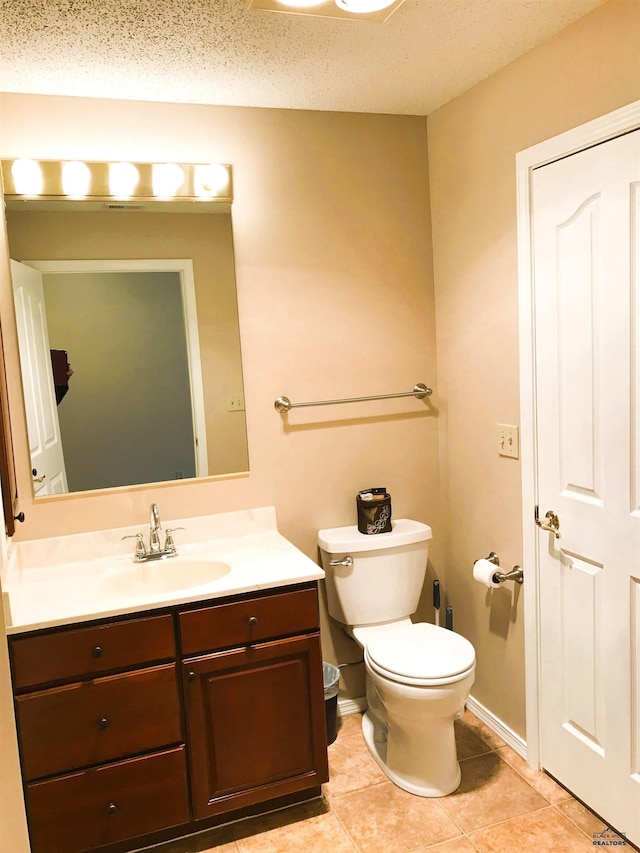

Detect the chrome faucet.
[
  {"left": 122, "top": 503, "right": 185, "bottom": 563},
  {"left": 149, "top": 503, "right": 162, "bottom": 553}
]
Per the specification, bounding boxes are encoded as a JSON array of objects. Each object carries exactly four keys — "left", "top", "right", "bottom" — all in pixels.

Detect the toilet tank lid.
[{"left": 318, "top": 519, "right": 432, "bottom": 554}]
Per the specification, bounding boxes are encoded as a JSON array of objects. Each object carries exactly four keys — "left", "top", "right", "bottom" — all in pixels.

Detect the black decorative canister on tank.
[{"left": 356, "top": 487, "right": 392, "bottom": 534}]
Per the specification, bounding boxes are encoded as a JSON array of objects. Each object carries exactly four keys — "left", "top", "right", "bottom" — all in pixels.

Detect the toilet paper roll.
[{"left": 473, "top": 558, "right": 502, "bottom": 589}]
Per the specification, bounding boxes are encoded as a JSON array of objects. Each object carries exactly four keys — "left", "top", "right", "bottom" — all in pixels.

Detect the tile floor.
[{"left": 148, "top": 710, "right": 630, "bottom": 853}]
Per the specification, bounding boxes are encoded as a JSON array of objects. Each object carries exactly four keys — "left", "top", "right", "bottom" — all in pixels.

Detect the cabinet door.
[{"left": 183, "top": 633, "right": 328, "bottom": 819}]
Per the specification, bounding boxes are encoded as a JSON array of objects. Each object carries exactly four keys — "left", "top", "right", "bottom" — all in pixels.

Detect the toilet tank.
[{"left": 318, "top": 520, "right": 432, "bottom": 628}]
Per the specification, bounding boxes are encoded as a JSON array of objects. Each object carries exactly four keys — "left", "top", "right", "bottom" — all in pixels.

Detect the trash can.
[{"left": 323, "top": 662, "right": 340, "bottom": 745}]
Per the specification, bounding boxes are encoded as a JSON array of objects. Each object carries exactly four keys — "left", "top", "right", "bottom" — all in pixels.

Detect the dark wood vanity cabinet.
[
  {"left": 180, "top": 587, "right": 328, "bottom": 819},
  {"left": 9, "top": 582, "right": 328, "bottom": 853}
]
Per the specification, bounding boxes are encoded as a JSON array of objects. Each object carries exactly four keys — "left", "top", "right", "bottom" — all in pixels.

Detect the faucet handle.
[
  {"left": 164, "top": 527, "right": 185, "bottom": 554},
  {"left": 122, "top": 533, "right": 146, "bottom": 558}
]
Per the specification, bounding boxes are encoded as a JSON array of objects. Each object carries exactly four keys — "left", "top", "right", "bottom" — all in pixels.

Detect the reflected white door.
[
  {"left": 10, "top": 261, "right": 68, "bottom": 495},
  {"left": 532, "top": 129, "right": 640, "bottom": 843}
]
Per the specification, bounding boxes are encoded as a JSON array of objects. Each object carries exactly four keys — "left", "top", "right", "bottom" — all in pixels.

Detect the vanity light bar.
[{"left": 0, "top": 159, "right": 233, "bottom": 203}]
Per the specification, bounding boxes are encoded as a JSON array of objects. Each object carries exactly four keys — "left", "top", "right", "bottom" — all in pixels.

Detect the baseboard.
[
  {"left": 337, "top": 696, "right": 367, "bottom": 716},
  {"left": 466, "top": 694, "right": 527, "bottom": 759}
]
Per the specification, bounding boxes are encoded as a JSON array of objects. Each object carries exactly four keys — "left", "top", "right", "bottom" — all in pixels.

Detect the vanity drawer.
[
  {"left": 25, "top": 745, "right": 190, "bottom": 853},
  {"left": 16, "top": 663, "right": 182, "bottom": 781},
  {"left": 180, "top": 586, "right": 320, "bottom": 656},
  {"left": 10, "top": 613, "right": 176, "bottom": 689}
]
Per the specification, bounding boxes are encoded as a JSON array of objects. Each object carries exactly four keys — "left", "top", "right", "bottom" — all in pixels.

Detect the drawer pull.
[
  {"left": 248, "top": 616, "right": 258, "bottom": 628},
  {"left": 187, "top": 671, "right": 197, "bottom": 683},
  {"left": 107, "top": 803, "right": 118, "bottom": 817},
  {"left": 91, "top": 646, "right": 104, "bottom": 659},
  {"left": 98, "top": 717, "right": 109, "bottom": 731}
]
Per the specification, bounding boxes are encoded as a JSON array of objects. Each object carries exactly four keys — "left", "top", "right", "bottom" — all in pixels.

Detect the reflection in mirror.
[{"left": 3, "top": 164, "right": 249, "bottom": 497}]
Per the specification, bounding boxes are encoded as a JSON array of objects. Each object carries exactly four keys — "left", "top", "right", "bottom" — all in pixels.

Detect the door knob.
[{"left": 535, "top": 507, "right": 561, "bottom": 539}]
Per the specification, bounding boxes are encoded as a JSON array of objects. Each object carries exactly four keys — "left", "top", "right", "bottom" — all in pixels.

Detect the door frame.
[
  {"left": 516, "top": 99, "right": 640, "bottom": 770},
  {"left": 21, "top": 258, "right": 208, "bottom": 479}
]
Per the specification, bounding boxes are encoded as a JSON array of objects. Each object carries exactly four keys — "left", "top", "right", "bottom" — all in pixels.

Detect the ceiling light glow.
[
  {"left": 152, "top": 163, "right": 185, "bottom": 198},
  {"left": 276, "top": 1, "right": 324, "bottom": 7},
  {"left": 62, "top": 161, "right": 91, "bottom": 196},
  {"left": 109, "top": 162, "right": 139, "bottom": 196},
  {"left": 334, "top": 0, "right": 394, "bottom": 11}
]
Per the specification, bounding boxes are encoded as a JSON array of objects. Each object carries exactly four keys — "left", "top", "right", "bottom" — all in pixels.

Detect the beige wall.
[
  {"left": 0, "top": 99, "right": 439, "bottom": 700},
  {"left": 0, "top": 216, "right": 30, "bottom": 852},
  {"left": 0, "top": 602, "right": 29, "bottom": 853},
  {"left": 427, "top": 0, "right": 640, "bottom": 736}
]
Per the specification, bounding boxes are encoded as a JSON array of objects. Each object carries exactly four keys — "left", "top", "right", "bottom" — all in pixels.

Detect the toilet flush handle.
[{"left": 329, "top": 556, "right": 353, "bottom": 568}]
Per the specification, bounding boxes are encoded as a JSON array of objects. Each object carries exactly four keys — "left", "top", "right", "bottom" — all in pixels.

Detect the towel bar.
[{"left": 274, "top": 383, "right": 432, "bottom": 413}]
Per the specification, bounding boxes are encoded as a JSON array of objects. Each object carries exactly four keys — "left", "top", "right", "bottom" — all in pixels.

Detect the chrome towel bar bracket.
[{"left": 274, "top": 383, "right": 432, "bottom": 413}]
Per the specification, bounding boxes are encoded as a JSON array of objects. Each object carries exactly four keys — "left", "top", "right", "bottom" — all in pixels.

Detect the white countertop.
[{"left": 2, "top": 506, "right": 324, "bottom": 634}]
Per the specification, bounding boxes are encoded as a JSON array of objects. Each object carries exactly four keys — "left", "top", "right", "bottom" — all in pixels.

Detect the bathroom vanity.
[{"left": 3, "top": 507, "right": 329, "bottom": 853}]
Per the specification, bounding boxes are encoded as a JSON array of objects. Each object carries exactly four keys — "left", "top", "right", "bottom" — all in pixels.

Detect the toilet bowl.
[
  {"left": 357, "top": 620, "right": 475, "bottom": 796},
  {"left": 318, "top": 520, "right": 476, "bottom": 797}
]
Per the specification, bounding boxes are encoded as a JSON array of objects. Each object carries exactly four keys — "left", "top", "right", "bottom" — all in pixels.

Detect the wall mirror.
[{"left": 1, "top": 158, "right": 249, "bottom": 500}]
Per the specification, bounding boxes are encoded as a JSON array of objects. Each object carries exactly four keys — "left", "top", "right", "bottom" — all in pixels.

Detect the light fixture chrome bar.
[
  {"left": 274, "top": 383, "right": 432, "bottom": 413},
  {"left": 0, "top": 159, "right": 233, "bottom": 204}
]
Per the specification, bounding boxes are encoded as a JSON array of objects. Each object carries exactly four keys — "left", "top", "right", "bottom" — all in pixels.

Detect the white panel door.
[
  {"left": 10, "top": 261, "right": 68, "bottom": 495},
  {"left": 532, "top": 129, "right": 640, "bottom": 844}
]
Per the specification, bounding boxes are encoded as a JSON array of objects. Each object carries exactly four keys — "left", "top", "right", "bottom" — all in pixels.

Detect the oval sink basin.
[{"left": 103, "top": 558, "right": 231, "bottom": 598}]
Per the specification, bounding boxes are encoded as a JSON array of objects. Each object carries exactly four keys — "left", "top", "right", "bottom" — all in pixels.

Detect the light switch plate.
[{"left": 497, "top": 424, "right": 519, "bottom": 459}]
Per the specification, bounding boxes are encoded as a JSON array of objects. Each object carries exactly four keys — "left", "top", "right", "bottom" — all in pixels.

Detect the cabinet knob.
[
  {"left": 98, "top": 717, "right": 109, "bottom": 731},
  {"left": 187, "top": 671, "right": 197, "bottom": 683},
  {"left": 91, "top": 646, "right": 104, "bottom": 659},
  {"left": 107, "top": 803, "right": 118, "bottom": 817},
  {"left": 248, "top": 616, "right": 258, "bottom": 628}
]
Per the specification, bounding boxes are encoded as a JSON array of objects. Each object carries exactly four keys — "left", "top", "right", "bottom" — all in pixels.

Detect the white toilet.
[{"left": 318, "top": 518, "right": 475, "bottom": 797}]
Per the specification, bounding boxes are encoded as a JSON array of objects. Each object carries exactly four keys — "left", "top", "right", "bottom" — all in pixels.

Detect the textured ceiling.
[{"left": 0, "top": 0, "right": 607, "bottom": 115}]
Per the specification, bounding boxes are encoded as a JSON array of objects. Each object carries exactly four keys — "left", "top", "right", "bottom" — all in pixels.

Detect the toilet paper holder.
[{"left": 478, "top": 552, "right": 524, "bottom": 585}]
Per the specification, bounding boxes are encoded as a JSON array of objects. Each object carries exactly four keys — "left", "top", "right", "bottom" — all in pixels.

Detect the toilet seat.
[{"left": 365, "top": 622, "right": 475, "bottom": 687}]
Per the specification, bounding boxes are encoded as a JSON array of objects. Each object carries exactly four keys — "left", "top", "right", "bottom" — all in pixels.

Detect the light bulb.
[
  {"left": 152, "top": 163, "right": 185, "bottom": 198},
  {"left": 109, "top": 162, "right": 139, "bottom": 197},
  {"left": 194, "top": 164, "right": 229, "bottom": 198},
  {"left": 62, "top": 161, "right": 91, "bottom": 196},
  {"left": 11, "top": 159, "right": 43, "bottom": 195}
]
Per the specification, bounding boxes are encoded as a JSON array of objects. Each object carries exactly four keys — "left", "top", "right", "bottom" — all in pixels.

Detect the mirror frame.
[{"left": 0, "top": 320, "right": 19, "bottom": 535}]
